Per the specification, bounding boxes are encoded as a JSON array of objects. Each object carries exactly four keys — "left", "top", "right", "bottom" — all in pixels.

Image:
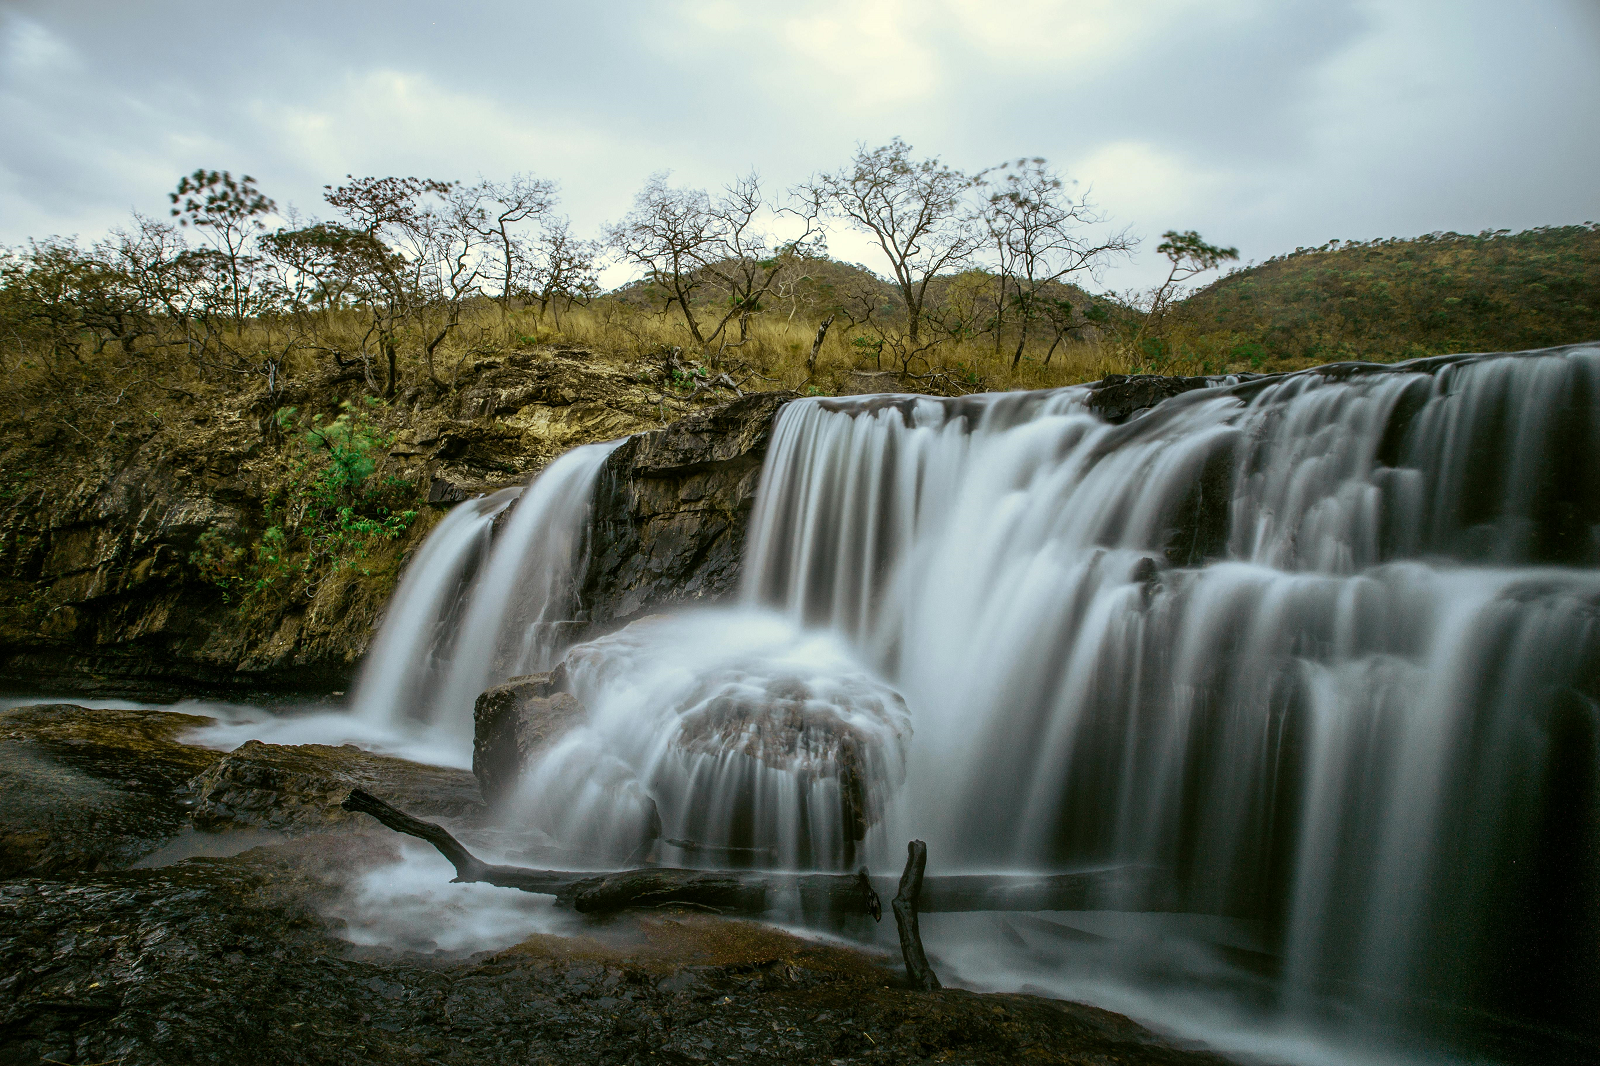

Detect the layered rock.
[
  {"left": 666, "top": 667, "right": 911, "bottom": 845},
  {"left": 0, "top": 352, "right": 685, "bottom": 697},
  {"left": 1084, "top": 373, "right": 1219, "bottom": 423},
  {"left": 579, "top": 391, "right": 795, "bottom": 631},
  {"left": 0, "top": 364, "right": 1235, "bottom": 700}
]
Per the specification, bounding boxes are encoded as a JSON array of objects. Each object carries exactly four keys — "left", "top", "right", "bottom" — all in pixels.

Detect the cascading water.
[
  {"left": 740, "top": 344, "right": 1600, "bottom": 1045},
  {"left": 504, "top": 611, "right": 911, "bottom": 867},
  {"left": 337, "top": 342, "right": 1597, "bottom": 1058},
  {"left": 349, "top": 439, "right": 622, "bottom": 752}
]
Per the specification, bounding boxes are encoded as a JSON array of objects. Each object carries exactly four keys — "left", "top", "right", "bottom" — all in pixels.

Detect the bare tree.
[
  {"left": 606, "top": 171, "right": 819, "bottom": 358},
  {"left": 697, "top": 173, "right": 822, "bottom": 355},
  {"left": 976, "top": 158, "right": 1135, "bottom": 370},
  {"left": 520, "top": 216, "right": 600, "bottom": 328},
  {"left": 415, "top": 186, "right": 492, "bottom": 388},
  {"left": 606, "top": 174, "right": 722, "bottom": 346},
  {"left": 800, "top": 139, "right": 978, "bottom": 347},
  {"left": 458, "top": 174, "right": 557, "bottom": 320}
]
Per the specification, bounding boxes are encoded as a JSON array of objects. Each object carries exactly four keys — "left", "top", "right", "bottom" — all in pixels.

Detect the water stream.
[{"left": 342, "top": 343, "right": 1600, "bottom": 1060}]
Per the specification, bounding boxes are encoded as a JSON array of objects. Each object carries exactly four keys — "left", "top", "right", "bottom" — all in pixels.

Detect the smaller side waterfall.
[
  {"left": 348, "top": 487, "right": 518, "bottom": 739},
  {"left": 350, "top": 439, "right": 623, "bottom": 754}
]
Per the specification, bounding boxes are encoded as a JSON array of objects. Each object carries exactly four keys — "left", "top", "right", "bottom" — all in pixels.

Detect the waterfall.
[
  {"left": 344, "top": 342, "right": 1597, "bottom": 1049},
  {"left": 504, "top": 611, "right": 912, "bottom": 868},
  {"left": 350, "top": 439, "right": 622, "bottom": 752},
  {"left": 741, "top": 344, "right": 1600, "bottom": 1035}
]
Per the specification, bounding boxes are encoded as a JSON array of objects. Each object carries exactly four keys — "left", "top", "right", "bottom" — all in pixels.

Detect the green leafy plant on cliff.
[{"left": 191, "top": 397, "right": 418, "bottom": 608}]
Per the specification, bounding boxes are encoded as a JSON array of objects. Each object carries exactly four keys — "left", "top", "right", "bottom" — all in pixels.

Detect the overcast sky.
[{"left": 2, "top": 0, "right": 1597, "bottom": 291}]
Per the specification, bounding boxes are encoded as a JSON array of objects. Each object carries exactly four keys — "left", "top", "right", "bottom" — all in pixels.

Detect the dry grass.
[
  {"left": 487, "top": 302, "right": 1175, "bottom": 396},
  {"left": 1, "top": 298, "right": 1263, "bottom": 434}
]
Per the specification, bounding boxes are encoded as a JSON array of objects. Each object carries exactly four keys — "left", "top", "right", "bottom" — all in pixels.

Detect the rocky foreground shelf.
[{"left": 0, "top": 702, "right": 1232, "bottom": 1065}]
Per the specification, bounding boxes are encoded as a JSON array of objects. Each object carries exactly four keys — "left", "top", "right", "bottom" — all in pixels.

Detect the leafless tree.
[
  {"left": 457, "top": 174, "right": 557, "bottom": 320},
  {"left": 975, "top": 158, "right": 1135, "bottom": 370},
  {"left": 318, "top": 175, "right": 461, "bottom": 395},
  {"left": 416, "top": 186, "right": 492, "bottom": 388},
  {"left": 800, "top": 139, "right": 978, "bottom": 347},
  {"left": 606, "top": 171, "right": 819, "bottom": 358},
  {"left": 520, "top": 216, "right": 600, "bottom": 328}
]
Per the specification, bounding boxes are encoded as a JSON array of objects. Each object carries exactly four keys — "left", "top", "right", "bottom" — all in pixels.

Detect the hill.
[{"left": 1173, "top": 224, "right": 1600, "bottom": 367}]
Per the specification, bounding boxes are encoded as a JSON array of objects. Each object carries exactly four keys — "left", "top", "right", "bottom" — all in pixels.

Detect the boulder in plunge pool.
[
  {"left": 472, "top": 664, "right": 587, "bottom": 806},
  {"left": 560, "top": 614, "right": 914, "bottom": 868}
]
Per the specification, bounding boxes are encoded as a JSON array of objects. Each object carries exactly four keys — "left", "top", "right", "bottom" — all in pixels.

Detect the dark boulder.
[
  {"left": 577, "top": 391, "right": 796, "bottom": 632},
  {"left": 1086, "top": 374, "right": 1214, "bottom": 424},
  {"left": 471, "top": 664, "right": 587, "bottom": 806}
]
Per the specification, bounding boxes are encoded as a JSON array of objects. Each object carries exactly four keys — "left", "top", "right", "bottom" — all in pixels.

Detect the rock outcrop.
[
  {"left": 0, "top": 702, "right": 484, "bottom": 877},
  {"left": 0, "top": 362, "right": 1239, "bottom": 700},
  {"left": 0, "top": 352, "right": 692, "bottom": 698},
  {"left": 471, "top": 665, "right": 586, "bottom": 806},
  {"left": 1084, "top": 373, "right": 1219, "bottom": 423},
  {"left": 189, "top": 739, "right": 483, "bottom": 834},
  {"left": 578, "top": 391, "right": 796, "bottom": 632}
]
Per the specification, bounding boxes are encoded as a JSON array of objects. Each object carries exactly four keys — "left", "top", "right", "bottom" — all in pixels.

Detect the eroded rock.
[
  {"left": 0, "top": 352, "right": 703, "bottom": 699},
  {"left": 579, "top": 391, "right": 796, "bottom": 632},
  {"left": 472, "top": 665, "right": 586, "bottom": 806}
]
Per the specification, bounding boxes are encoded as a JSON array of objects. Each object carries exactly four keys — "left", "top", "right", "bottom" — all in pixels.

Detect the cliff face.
[
  {"left": 0, "top": 351, "right": 697, "bottom": 698},
  {"left": 578, "top": 391, "right": 795, "bottom": 632}
]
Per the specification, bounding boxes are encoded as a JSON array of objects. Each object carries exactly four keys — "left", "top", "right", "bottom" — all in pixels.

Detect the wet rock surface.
[
  {"left": 190, "top": 739, "right": 485, "bottom": 834},
  {"left": 1, "top": 863, "right": 1233, "bottom": 1066},
  {"left": 0, "top": 704, "right": 218, "bottom": 877},
  {"left": 664, "top": 664, "right": 911, "bottom": 844},
  {"left": 472, "top": 666, "right": 585, "bottom": 806},
  {"left": 1084, "top": 374, "right": 1217, "bottom": 423},
  {"left": 0, "top": 702, "right": 1237, "bottom": 1065}
]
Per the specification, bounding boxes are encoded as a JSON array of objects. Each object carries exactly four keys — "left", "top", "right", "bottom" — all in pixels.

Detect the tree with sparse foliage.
[
  {"left": 976, "top": 158, "right": 1135, "bottom": 369},
  {"left": 169, "top": 169, "right": 277, "bottom": 330},
  {"left": 801, "top": 139, "right": 978, "bottom": 349},
  {"left": 1133, "top": 230, "right": 1239, "bottom": 368}
]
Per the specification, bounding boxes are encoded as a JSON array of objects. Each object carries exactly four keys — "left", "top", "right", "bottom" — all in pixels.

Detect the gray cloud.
[{"left": 1, "top": 0, "right": 1595, "bottom": 291}]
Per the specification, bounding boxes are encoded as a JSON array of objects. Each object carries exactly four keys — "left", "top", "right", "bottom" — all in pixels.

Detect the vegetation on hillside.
[
  {"left": 1163, "top": 225, "right": 1600, "bottom": 370},
  {"left": 2, "top": 146, "right": 1595, "bottom": 474}
]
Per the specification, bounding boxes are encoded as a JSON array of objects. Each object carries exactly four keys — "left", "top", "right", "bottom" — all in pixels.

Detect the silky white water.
[
  {"left": 736, "top": 345, "right": 1600, "bottom": 1051},
  {"left": 334, "top": 343, "right": 1599, "bottom": 1060},
  {"left": 347, "top": 439, "right": 622, "bottom": 752}
]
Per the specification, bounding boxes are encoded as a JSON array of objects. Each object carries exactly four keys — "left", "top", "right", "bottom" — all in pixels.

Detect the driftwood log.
[
  {"left": 892, "top": 839, "right": 940, "bottom": 990},
  {"left": 342, "top": 788, "right": 1174, "bottom": 917}
]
